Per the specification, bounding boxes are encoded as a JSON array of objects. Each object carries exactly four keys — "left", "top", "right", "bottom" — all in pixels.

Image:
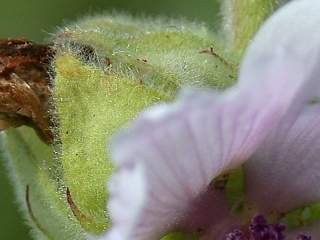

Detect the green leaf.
[{"left": 0, "top": 127, "right": 86, "bottom": 240}]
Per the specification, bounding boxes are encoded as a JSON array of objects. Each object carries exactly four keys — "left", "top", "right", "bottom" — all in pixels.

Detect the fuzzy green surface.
[
  {"left": 54, "top": 54, "right": 168, "bottom": 232},
  {"left": 52, "top": 14, "right": 237, "bottom": 235},
  {"left": 0, "top": 127, "right": 86, "bottom": 240},
  {"left": 55, "top": 13, "right": 237, "bottom": 96},
  {"left": 221, "top": 0, "right": 279, "bottom": 55}
]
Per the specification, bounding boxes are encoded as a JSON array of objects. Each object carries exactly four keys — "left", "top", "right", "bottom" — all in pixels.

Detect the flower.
[{"left": 99, "top": 1, "right": 320, "bottom": 239}]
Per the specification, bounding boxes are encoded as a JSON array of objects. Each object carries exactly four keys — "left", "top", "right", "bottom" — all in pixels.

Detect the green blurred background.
[{"left": 0, "top": 0, "right": 220, "bottom": 239}]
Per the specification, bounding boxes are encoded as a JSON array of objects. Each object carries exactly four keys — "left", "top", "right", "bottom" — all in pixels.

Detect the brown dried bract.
[{"left": 0, "top": 39, "right": 55, "bottom": 144}]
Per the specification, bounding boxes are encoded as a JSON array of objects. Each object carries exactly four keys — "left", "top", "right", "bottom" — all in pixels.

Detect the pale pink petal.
[
  {"left": 102, "top": 83, "right": 314, "bottom": 240},
  {"left": 239, "top": 0, "right": 320, "bottom": 116},
  {"left": 246, "top": 105, "right": 320, "bottom": 213},
  {"left": 244, "top": 0, "right": 320, "bottom": 213},
  {"left": 100, "top": 1, "right": 320, "bottom": 239},
  {"left": 105, "top": 92, "right": 250, "bottom": 240}
]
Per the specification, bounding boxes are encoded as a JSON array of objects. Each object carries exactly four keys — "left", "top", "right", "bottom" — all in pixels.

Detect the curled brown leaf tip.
[{"left": 0, "top": 39, "right": 55, "bottom": 144}]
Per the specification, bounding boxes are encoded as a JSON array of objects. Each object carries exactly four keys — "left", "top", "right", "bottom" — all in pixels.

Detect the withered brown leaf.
[{"left": 0, "top": 39, "right": 55, "bottom": 144}]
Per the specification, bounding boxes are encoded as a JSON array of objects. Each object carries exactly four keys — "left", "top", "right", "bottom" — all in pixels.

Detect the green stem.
[{"left": 222, "top": 0, "right": 279, "bottom": 56}]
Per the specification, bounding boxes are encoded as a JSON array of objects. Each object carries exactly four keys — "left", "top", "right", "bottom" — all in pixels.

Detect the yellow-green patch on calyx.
[{"left": 54, "top": 53, "right": 167, "bottom": 232}]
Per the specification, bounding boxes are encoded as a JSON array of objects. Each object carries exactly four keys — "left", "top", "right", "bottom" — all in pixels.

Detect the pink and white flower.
[{"left": 101, "top": 1, "right": 320, "bottom": 239}]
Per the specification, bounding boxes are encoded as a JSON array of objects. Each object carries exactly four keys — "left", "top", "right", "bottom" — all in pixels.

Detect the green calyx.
[
  {"left": 55, "top": 13, "right": 237, "bottom": 95},
  {"left": 53, "top": 53, "right": 167, "bottom": 232},
  {"left": 52, "top": 14, "right": 237, "bottom": 233},
  {"left": 0, "top": 12, "right": 237, "bottom": 240}
]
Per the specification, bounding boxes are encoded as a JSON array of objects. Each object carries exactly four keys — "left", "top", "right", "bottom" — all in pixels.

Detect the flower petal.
[
  {"left": 102, "top": 1, "right": 320, "bottom": 239},
  {"left": 106, "top": 91, "right": 250, "bottom": 240},
  {"left": 103, "top": 87, "right": 315, "bottom": 239},
  {"left": 243, "top": 0, "right": 320, "bottom": 214},
  {"left": 245, "top": 105, "right": 320, "bottom": 213},
  {"left": 240, "top": 0, "right": 320, "bottom": 115}
]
